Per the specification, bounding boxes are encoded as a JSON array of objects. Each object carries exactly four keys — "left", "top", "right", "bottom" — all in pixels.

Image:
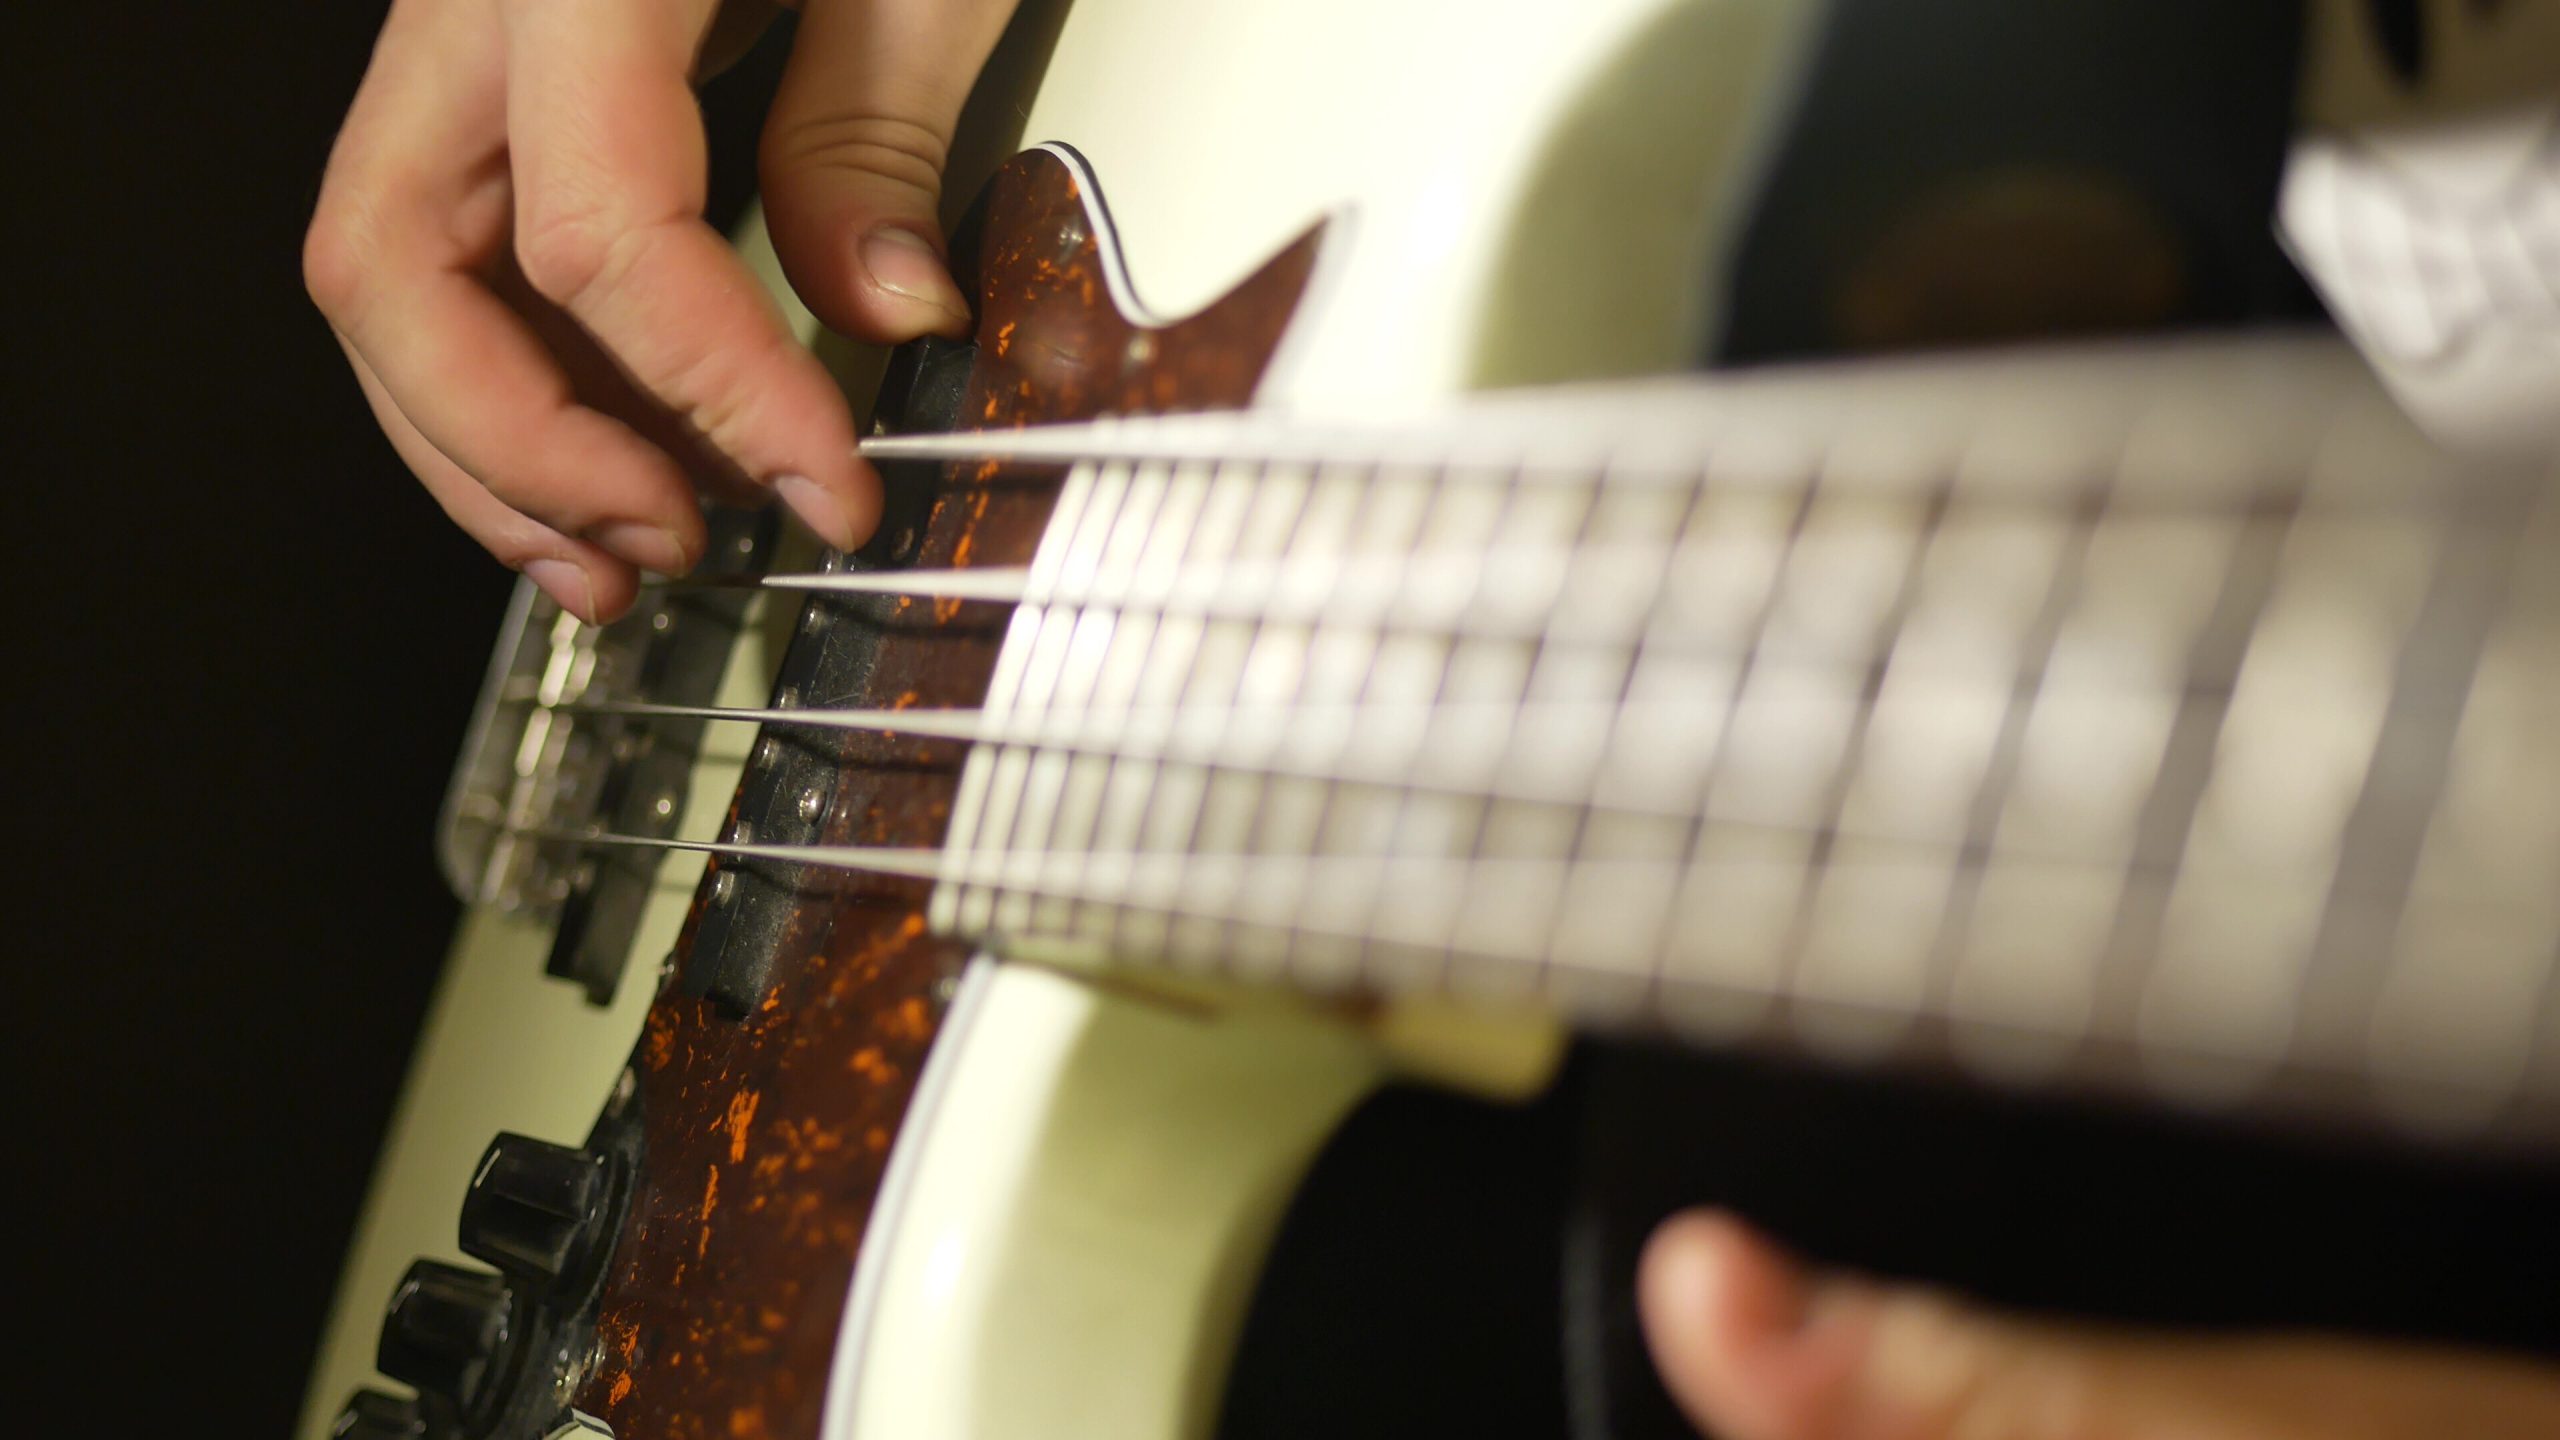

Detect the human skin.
[
  {"left": 1639, "top": 1210, "right": 2560, "bottom": 1440},
  {"left": 308, "top": 7, "right": 2560, "bottom": 1432},
  {"left": 306, "top": 0, "right": 1019, "bottom": 623}
]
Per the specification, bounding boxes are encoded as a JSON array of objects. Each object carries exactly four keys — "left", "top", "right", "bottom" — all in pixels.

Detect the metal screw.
[
  {"left": 734, "top": 820, "right": 757, "bottom": 846},
  {"left": 797, "top": 784, "right": 830, "bottom": 826},
  {"left": 649, "top": 607, "right": 673, "bottom": 634},
  {"left": 755, "top": 737, "right": 780, "bottom": 768},
  {"left": 651, "top": 793, "right": 676, "bottom": 821},
  {"left": 709, "top": 870, "right": 738, "bottom": 906}
]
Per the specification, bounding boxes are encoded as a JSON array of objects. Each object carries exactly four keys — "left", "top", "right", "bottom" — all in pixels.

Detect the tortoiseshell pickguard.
[{"left": 567, "top": 149, "right": 1324, "bottom": 1440}]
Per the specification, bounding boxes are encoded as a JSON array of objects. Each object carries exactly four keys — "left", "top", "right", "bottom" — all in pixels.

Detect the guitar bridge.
[{"left": 436, "top": 505, "right": 777, "bottom": 1004}]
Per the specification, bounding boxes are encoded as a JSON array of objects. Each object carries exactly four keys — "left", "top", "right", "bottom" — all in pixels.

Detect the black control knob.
[
  {"left": 330, "top": 1390, "right": 427, "bottom": 1440},
  {"left": 459, "top": 1132, "right": 613, "bottom": 1293},
  {"left": 377, "top": 1259, "right": 512, "bottom": 1417}
]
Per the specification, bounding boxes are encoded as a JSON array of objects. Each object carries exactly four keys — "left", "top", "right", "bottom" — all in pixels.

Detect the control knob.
[
  {"left": 376, "top": 1259, "right": 512, "bottom": 1421},
  {"left": 458, "top": 1132, "right": 614, "bottom": 1294}
]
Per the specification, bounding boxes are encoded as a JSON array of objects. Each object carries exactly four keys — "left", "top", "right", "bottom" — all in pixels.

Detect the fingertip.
[
  {"left": 771, "top": 200, "right": 978, "bottom": 345},
  {"left": 857, "top": 226, "right": 976, "bottom": 341},
  {"left": 522, "top": 550, "right": 641, "bottom": 627},
  {"left": 582, "top": 557, "right": 643, "bottom": 624},
  {"left": 523, "top": 556, "right": 600, "bottom": 624},
  {"left": 773, "top": 463, "right": 881, "bottom": 552},
  {"left": 1640, "top": 1210, "right": 1805, "bottom": 1365},
  {"left": 589, "top": 518, "right": 702, "bottom": 577},
  {"left": 1639, "top": 1212, "right": 1856, "bottom": 1440}
]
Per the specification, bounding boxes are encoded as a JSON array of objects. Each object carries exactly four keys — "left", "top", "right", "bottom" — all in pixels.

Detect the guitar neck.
[{"left": 922, "top": 332, "right": 2560, "bottom": 1147}]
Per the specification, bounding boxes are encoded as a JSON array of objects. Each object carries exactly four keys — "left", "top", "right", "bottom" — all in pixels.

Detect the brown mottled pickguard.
[{"left": 568, "top": 149, "right": 1323, "bottom": 1440}]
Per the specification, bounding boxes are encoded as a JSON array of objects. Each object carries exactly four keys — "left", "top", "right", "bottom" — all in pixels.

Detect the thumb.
[
  {"left": 757, "top": 0, "right": 1021, "bottom": 344},
  {"left": 1637, "top": 1209, "right": 2560, "bottom": 1440}
]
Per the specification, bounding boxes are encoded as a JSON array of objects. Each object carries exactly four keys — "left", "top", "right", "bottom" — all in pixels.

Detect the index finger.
[{"left": 498, "top": 0, "right": 881, "bottom": 550}]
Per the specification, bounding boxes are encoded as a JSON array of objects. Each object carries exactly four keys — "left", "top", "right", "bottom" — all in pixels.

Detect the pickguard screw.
[
  {"left": 710, "top": 870, "right": 738, "bottom": 906},
  {"left": 797, "top": 784, "right": 831, "bottom": 826}
]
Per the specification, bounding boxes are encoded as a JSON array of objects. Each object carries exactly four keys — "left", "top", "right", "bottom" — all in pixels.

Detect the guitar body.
[
  {"left": 304, "top": 3, "right": 2560, "bottom": 1439},
  {"left": 303, "top": 3, "right": 1722, "bottom": 1433}
]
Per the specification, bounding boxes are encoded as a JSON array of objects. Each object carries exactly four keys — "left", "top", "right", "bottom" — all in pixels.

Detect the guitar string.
[
  {"left": 576, "top": 413, "right": 2543, "bottom": 975},
  {"left": 500, "top": 507, "right": 2555, "bottom": 1119},
  {"left": 526, "top": 497, "right": 2534, "bottom": 942},
  {"left": 501, "top": 813, "right": 2552, "bottom": 1091},
  {"left": 494, "top": 767, "right": 2499, "bottom": 916}
]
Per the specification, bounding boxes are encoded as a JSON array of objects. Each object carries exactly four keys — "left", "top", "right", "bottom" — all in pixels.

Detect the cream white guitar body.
[
  {"left": 301, "top": 2, "right": 2560, "bottom": 1438},
  {"left": 303, "top": 3, "right": 1807, "bottom": 1434}
]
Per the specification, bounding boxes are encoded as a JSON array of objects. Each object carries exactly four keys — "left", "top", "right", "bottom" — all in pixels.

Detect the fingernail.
[
  {"left": 523, "top": 557, "right": 596, "bottom": 623},
  {"left": 860, "top": 227, "right": 972, "bottom": 329},
  {"left": 591, "top": 520, "right": 693, "bottom": 575},
  {"left": 773, "top": 473, "right": 853, "bottom": 549}
]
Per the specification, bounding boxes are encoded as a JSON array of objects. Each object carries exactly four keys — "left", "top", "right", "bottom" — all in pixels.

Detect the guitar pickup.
[{"left": 437, "top": 505, "right": 778, "bottom": 1004}]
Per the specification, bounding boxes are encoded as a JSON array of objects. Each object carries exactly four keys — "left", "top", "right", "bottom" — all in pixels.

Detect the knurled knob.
[
  {"left": 459, "top": 1132, "right": 612, "bottom": 1293},
  {"left": 376, "top": 1259, "right": 512, "bottom": 1417},
  {"left": 329, "top": 1390, "right": 426, "bottom": 1440}
]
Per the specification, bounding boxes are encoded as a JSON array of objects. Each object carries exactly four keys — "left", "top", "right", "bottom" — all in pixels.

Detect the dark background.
[
  {"left": 13, "top": 8, "right": 783, "bottom": 1432},
  {"left": 12, "top": 7, "right": 2556, "bottom": 1438}
]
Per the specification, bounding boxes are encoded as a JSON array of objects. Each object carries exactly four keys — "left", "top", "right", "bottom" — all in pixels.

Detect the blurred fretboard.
[{"left": 922, "top": 334, "right": 2560, "bottom": 1147}]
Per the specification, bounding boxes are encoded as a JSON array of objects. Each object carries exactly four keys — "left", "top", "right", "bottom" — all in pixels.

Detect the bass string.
[
  {"left": 525, "top": 813, "right": 2560, "bottom": 1136},
  {"left": 500, "top": 766, "right": 2466, "bottom": 920}
]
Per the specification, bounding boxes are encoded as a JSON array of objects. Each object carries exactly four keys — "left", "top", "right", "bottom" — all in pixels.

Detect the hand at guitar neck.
[
  {"left": 305, "top": 0, "right": 1020, "bottom": 623},
  {"left": 1640, "top": 1212, "right": 2560, "bottom": 1440}
]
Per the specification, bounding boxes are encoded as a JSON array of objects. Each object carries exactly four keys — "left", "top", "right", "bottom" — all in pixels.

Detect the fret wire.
[
  {"left": 1778, "top": 476, "right": 1957, "bottom": 1058},
  {"left": 1506, "top": 459, "right": 1617, "bottom": 997},
  {"left": 1190, "top": 456, "right": 1331, "bottom": 984},
  {"left": 984, "top": 459, "right": 1141, "bottom": 942},
  {"left": 2291, "top": 505, "right": 2516, "bottom": 1093},
  {"left": 1409, "top": 460, "right": 1535, "bottom": 995},
  {"left": 1339, "top": 458, "right": 1499, "bottom": 992},
  {"left": 1558, "top": 470, "right": 1713, "bottom": 1001},
  {"left": 1646, "top": 467, "right": 1825, "bottom": 1033},
  {"left": 2108, "top": 490, "right": 2300, "bottom": 1081},
  {"left": 1034, "top": 458, "right": 1173, "bottom": 944},
  {"left": 1932, "top": 477, "right": 2111, "bottom": 1077},
  {"left": 935, "top": 463, "right": 1103, "bottom": 938},
  {"left": 1091, "top": 458, "right": 1225, "bottom": 964}
]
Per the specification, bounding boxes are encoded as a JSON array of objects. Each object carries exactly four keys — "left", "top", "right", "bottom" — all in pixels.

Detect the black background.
[
  {"left": 13, "top": 7, "right": 784, "bottom": 1432},
  {"left": 13, "top": 7, "right": 2558, "bottom": 1438}
]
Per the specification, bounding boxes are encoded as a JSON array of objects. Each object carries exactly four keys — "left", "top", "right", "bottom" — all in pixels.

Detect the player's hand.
[
  {"left": 305, "top": 0, "right": 1020, "bottom": 621},
  {"left": 1640, "top": 1209, "right": 2560, "bottom": 1440}
]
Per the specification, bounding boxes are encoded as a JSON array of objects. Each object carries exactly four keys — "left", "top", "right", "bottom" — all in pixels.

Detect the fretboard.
[{"left": 923, "top": 333, "right": 2560, "bottom": 1147}]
